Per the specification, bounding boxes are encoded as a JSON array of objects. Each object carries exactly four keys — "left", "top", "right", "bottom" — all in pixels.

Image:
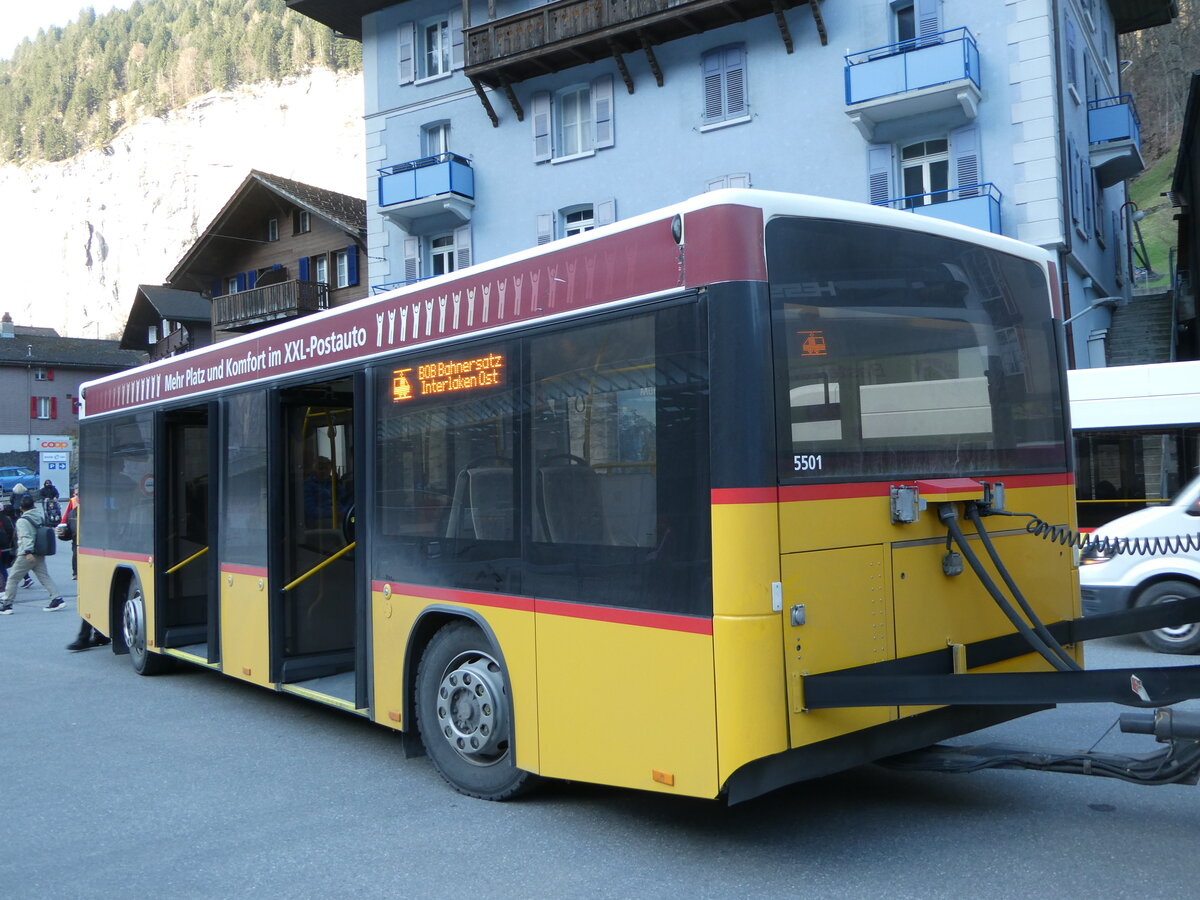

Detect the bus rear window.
[{"left": 767, "top": 217, "right": 1067, "bottom": 482}]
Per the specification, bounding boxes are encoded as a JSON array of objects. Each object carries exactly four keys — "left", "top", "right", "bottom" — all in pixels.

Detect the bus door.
[
  {"left": 272, "top": 375, "right": 365, "bottom": 709},
  {"left": 155, "top": 403, "right": 218, "bottom": 665}
]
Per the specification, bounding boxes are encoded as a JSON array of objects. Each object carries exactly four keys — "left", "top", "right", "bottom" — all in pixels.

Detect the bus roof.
[{"left": 81, "top": 190, "right": 1052, "bottom": 418}]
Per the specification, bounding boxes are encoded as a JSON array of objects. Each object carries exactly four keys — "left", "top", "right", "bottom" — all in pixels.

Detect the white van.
[{"left": 1079, "top": 476, "right": 1200, "bottom": 654}]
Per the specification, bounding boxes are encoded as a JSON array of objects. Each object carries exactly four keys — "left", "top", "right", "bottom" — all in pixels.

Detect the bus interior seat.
[
  {"left": 538, "top": 462, "right": 611, "bottom": 545},
  {"left": 446, "top": 464, "right": 514, "bottom": 541}
]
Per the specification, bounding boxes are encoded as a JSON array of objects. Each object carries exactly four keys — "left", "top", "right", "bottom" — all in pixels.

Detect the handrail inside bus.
[
  {"left": 165, "top": 546, "right": 209, "bottom": 575},
  {"left": 282, "top": 541, "right": 357, "bottom": 593}
]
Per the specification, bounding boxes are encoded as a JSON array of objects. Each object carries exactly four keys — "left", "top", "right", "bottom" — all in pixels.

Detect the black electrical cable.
[
  {"left": 966, "top": 502, "right": 1080, "bottom": 671},
  {"left": 939, "top": 504, "right": 1075, "bottom": 673},
  {"left": 988, "top": 509, "right": 1200, "bottom": 558}
]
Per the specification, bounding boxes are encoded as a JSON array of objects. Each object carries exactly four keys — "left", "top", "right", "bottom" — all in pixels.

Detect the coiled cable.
[{"left": 989, "top": 509, "right": 1200, "bottom": 558}]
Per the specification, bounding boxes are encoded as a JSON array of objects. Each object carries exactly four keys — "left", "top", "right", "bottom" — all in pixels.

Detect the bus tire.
[
  {"left": 1135, "top": 580, "right": 1200, "bottom": 655},
  {"left": 415, "top": 621, "right": 534, "bottom": 800},
  {"left": 121, "top": 580, "right": 173, "bottom": 676}
]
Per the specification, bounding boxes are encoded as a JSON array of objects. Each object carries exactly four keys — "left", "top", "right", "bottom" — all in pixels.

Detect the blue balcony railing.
[
  {"left": 882, "top": 183, "right": 1002, "bottom": 234},
  {"left": 378, "top": 153, "right": 475, "bottom": 208},
  {"left": 845, "top": 27, "right": 980, "bottom": 105},
  {"left": 1088, "top": 94, "right": 1141, "bottom": 150}
]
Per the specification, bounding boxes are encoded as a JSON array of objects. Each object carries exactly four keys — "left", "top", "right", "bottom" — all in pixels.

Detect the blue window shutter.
[
  {"left": 702, "top": 50, "right": 724, "bottom": 123},
  {"left": 247, "top": 270, "right": 257, "bottom": 290},
  {"left": 536, "top": 212, "right": 554, "bottom": 245},
  {"left": 403, "top": 237, "right": 421, "bottom": 283},
  {"left": 949, "top": 124, "right": 981, "bottom": 198},
  {"left": 299, "top": 257, "right": 310, "bottom": 281},
  {"left": 453, "top": 226, "right": 472, "bottom": 270},
  {"left": 1066, "top": 17, "right": 1077, "bottom": 86},
  {"left": 916, "top": 0, "right": 941, "bottom": 43},
  {"left": 723, "top": 46, "right": 746, "bottom": 119},
  {"left": 592, "top": 75, "right": 614, "bottom": 149},
  {"left": 235, "top": 272, "right": 247, "bottom": 292},
  {"left": 211, "top": 279, "right": 222, "bottom": 298},
  {"left": 532, "top": 92, "right": 552, "bottom": 162},
  {"left": 398, "top": 23, "right": 415, "bottom": 84},
  {"left": 866, "top": 144, "right": 894, "bottom": 205},
  {"left": 346, "top": 245, "right": 359, "bottom": 285}
]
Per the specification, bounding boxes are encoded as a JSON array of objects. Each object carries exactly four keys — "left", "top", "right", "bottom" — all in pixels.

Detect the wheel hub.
[
  {"left": 436, "top": 653, "right": 508, "bottom": 765},
  {"left": 123, "top": 592, "right": 145, "bottom": 655}
]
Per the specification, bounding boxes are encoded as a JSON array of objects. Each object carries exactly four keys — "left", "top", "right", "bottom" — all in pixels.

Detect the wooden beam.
[
  {"left": 772, "top": 0, "right": 794, "bottom": 54},
  {"left": 470, "top": 77, "right": 501, "bottom": 128},
  {"left": 609, "top": 39, "right": 635, "bottom": 94},
  {"left": 810, "top": 0, "right": 828, "bottom": 46},
  {"left": 639, "top": 32, "right": 663, "bottom": 87},
  {"left": 499, "top": 76, "right": 525, "bottom": 121}
]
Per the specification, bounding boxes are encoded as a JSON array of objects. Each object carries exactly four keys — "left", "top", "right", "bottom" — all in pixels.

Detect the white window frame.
[
  {"left": 335, "top": 249, "right": 350, "bottom": 289},
  {"left": 423, "top": 121, "right": 451, "bottom": 157},
  {"left": 430, "top": 233, "right": 456, "bottom": 277},
  {"left": 313, "top": 255, "right": 329, "bottom": 286},
  {"left": 226, "top": 276, "right": 239, "bottom": 295},
  {"left": 34, "top": 397, "right": 52, "bottom": 420},
  {"left": 899, "top": 138, "right": 950, "bottom": 206},
  {"left": 419, "top": 14, "right": 452, "bottom": 82},
  {"left": 33, "top": 367, "right": 51, "bottom": 381},
  {"left": 562, "top": 206, "right": 595, "bottom": 238},
  {"left": 295, "top": 210, "right": 311, "bottom": 234},
  {"left": 555, "top": 84, "right": 594, "bottom": 160},
  {"left": 267, "top": 218, "right": 278, "bottom": 242}
]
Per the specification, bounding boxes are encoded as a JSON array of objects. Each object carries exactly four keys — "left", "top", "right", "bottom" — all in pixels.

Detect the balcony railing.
[
  {"left": 464, "top": 0, "right": 814, "bottom": 87},
  {"left": 845, "top": 27, "right": 980, "bottom": 105},
  {"left": 378, "top": 153, "right": 475, "bottom": 208},
  {"left": 1088, "top": 94, "right": 1141, "bottom": 148},
  {"left": 214, "top": 279, "right": 329, "bottom": 331},
  {"left": 881, "top": 183, "right": 1002, "bottom": 235},
  {"left": 153, "top": 327, "right": 192, "bottom": 359},
  {"left": 1088, "top": 95, "right": 1145, "bottom": 187}
]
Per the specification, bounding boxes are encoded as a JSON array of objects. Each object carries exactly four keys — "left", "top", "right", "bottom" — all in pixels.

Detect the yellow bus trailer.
[{"left": 77, "top": 191, "right": 1200, "bottom": 801}]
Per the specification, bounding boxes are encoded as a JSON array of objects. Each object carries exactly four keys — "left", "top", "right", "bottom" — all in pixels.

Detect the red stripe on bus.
[
  {"left": 376, "top": 582, "right": 712, "bottom": 635},
  {"left": 78, "top": 547, "right": 152, "bottom": 563},
  {"left": 222, "top": 563, "right": 268, "bottom": 577},
  {"left": 710, "top": 487, "right": 779, "bottom": 504}
]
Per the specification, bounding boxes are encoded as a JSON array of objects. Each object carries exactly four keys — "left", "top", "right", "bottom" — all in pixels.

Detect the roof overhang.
[
  {"left": 286, "top": 0, "right": 395, "bottom": 41},
  {"left": 1109, "top": 0, "right": 1178, "bottom": 35}
]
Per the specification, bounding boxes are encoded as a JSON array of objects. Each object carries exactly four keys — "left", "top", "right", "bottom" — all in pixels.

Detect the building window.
[
  {"left": 226, "top": 276, "right": 239, "bottom": 294},
  {"left": 557, "top": 85, "right": 593, "bottom": 158},
  {"left": 421, "top": 15, "right": 451, "bottom": 80},
  {"left": 294, "top": 210, "right": 311, "bottom": 234},
  {"left": 562, "top": 207, "right": 595, "bottom": 238},
  {"left": 531, "top": 76, "right": 614, "bottom": 163},
  {"left": 701, "top": 45, "right": 747, "bottom": 127},
  {"left": 33, "top": 367, "right": 53, "bottom": 381},
  {"left": 423, "top": 122, "right": 451, "bottom": 157},
  {"left": 334, "top": 248, "right": 360, "bottom": 289},
  {"left": 430, "top": 234, "right": 456, "bottom": 277},
  {"left": 32, "top": 397, "right": 55, "bottom": 420},
  {"left": 267, "top": 218, "right": 279, "bottom": 242},
  {"left": 894, "top": 1, "right": 915, "bottom": 44},
  {"left": 900, "top": 139, "right": 949, "bottom": 206},
  {"left": 312, "top": 255, "right": 329, "bottom": 285}
]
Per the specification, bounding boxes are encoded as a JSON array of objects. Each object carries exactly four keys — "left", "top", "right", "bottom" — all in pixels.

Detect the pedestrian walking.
[
  {"left": 0, "top": 494, "right": 64, "bottom": 614},
  {"left": 0, "top": 501, "right": 14, "bottom": 589},
  {"left": 3, "top": 496, "right": 32, "bottom": 589}
]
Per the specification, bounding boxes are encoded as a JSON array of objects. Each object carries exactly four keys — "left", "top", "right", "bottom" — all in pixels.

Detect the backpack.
[{"left": 21, "top": 513, "right": 56, "bottom": 557}]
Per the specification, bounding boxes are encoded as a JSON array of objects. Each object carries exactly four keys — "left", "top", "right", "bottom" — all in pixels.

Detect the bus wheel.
[
  {"left": 416, "top": 622, "right": 534, "bottom": 800},
  {"left": 121, "top": 581, "right": 172, "bottom": 676},
  {"left": 1136, "top": 580, "right": 1200, "bottom": 655}
]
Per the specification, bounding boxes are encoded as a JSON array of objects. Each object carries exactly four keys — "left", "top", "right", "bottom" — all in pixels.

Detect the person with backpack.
[
  {"left": 0, "top": 501, "right": 14, "bottom": 590},
  {"left": 0, "top": 494, "right": 64, "bottom": 614}
]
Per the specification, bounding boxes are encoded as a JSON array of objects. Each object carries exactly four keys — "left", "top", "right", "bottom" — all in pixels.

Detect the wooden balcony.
[
  {"left": 464, "top": 0, "right": 825, "bottom": 91},
  {"left": 153, "top": 327, "right": 193, "bottom": 360},
  {"left": 214, "top": 279, "right": 329, "bottom": 332}
]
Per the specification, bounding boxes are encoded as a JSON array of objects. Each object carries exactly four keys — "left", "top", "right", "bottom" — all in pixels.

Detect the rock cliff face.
[{"left": 0, "top": 68, "right": 364, "bottom": 338}]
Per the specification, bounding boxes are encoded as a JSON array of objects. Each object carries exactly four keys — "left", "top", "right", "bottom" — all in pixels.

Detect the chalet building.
[
  {"left": 0, "top": 313, "right": 145, "bottom": 478},
  {"left": 289, "top": 0, "right": 1174, "bottom": 370},
  {"left": 161, "top": 170, "right": 368, "bottom": 342},
  {"left": 119, "top": 285, "right": 213, "bottom": 362}
]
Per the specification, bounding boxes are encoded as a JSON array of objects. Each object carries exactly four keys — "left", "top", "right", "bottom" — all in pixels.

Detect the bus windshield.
[{"left": 768, "top": 216, "right": 1067, "bottom": 482}]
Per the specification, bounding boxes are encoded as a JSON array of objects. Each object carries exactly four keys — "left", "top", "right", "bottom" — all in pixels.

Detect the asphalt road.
[{"left": 2, "top": 550, "right": 1198, "bottom": 898}]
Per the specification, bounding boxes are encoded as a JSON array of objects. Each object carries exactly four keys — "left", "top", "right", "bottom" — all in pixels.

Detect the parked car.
[
  {"left": 1079, "top": 476, "right": 1200, "bottom": 654},
  {"left": 0, "top": 466, "right": 39, "bottom": 494}
]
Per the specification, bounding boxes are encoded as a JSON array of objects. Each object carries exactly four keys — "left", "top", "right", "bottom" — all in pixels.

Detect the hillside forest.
[{"left": 0, "top": 0, "right": 360, "bottom": 163}]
